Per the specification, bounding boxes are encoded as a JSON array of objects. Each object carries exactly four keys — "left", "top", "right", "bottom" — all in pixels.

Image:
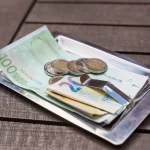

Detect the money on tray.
[
  {"left": 0, "top": 26, "right": 149, "bottom": 123},
  {"left": 44, "top": 58, "right": 108, "bottom": 76},
  {"left": 0, "top": 26, "right": 149, "bottom": 144}
]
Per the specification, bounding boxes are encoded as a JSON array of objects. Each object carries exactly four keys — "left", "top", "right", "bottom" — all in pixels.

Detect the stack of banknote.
[{"left": 0, "top": 26, "right": 149, "bottom": 124}]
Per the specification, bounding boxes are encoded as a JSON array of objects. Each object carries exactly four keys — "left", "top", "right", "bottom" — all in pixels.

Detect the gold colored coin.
[
  {"left": 85, "top": 58, "right": 107, "bottom": 73},
  {"left": 49, "top": 76, "right": 64, "bottom": 85},
  {"left": 67, "top": 61, "right": 84, "bottom": 76},
  {"left": 52, "top": 59, "right": 69, "bottom": 74}
]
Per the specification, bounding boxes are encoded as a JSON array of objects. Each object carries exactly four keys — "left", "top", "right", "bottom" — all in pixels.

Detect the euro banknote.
[
  {"left": 0, "top": 26, "right": 76, "bottom": 112},
  {"left": 45, "top": 89, "right": 107, "bottom": 117},
  {"left": 47, "top": 76, "right": 123, "bottom": 114}
]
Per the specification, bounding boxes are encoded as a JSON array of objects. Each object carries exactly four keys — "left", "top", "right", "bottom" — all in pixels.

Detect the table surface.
[{"left": 0, "top": 0, "right": 150, "bottom": 149}]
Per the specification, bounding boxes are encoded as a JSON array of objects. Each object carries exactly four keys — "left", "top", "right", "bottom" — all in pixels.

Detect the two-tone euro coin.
[
  {"left": 44, "top": 61, "right": 62, "bottom": 77},
  {"left": 52, "top": 59, "right": 69, "bottom": 74},
  {"left": 49, "top": 76, "right": 64, "bottom": 85},
  {"left": 45, "top": 58, "right": 107, "bottom": 77},
  {"left": 76, "top": 58, "right": 90, "bottom": 73},
  {"left": 67, "top": 60, "right": 84, "bottom": 76},
  {"left": 84, "top": 58, "right": 108, "bottom": 73}
]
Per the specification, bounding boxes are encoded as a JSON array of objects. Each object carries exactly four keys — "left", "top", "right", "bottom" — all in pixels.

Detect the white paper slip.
[{"left": 89, "top": 66, "right": 149, "bottom": 99}]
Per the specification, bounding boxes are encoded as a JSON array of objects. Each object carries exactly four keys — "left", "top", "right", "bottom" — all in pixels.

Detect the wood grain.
[
  {"left": 0, "top": 84, "right": 64, "bottom": 123},
  {"left": 125, "top": 54, "right": 150, "bottom": 65},
  {"left": 15, "top": 24, "right": 150, "bottom": 52},
  {"left": 38, "top": 0, "right": 150, "bottom": 3},
  {"left": 0, "top": 0, "right": 33, "bottom": 48},
  {"left": 0, "top": 121, "right": 149, "bottom": 149},
  {"left": 27, "top": 3, "right": 150, "bottom": 26}
]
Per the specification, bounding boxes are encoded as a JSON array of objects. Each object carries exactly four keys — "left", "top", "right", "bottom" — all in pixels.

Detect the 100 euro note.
[{"left": 0, "top": 26, "right": 111, "bottom": 121}]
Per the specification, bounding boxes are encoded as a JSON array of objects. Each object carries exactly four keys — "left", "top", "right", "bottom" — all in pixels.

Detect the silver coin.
[
  {"left": 76, "top": 58, "right": 90, "bottom": 73},
  {"left": 52, "top": 59, "right": 69, "bottom": 74},
  {"left": 44, "top": 61, "right": 63, "bottom": 77},
  {"left": 67, "top": 61, "right": 85, "bottom": 76},
  {"left": 84, "top": 58, "right": 108, "bottom": 74}
]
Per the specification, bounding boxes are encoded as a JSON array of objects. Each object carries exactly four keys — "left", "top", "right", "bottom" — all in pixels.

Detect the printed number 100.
[{"left": 0, "top": 54, "right": 17, "bottom": 74}]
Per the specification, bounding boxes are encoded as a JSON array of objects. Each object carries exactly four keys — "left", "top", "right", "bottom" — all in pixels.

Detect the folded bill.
[
  {"left": 45, "top": 89, "right": 120, "bottom": 124},
  {"left": 45, "top": 89, "right": 107, "bottom": 117},
  {"left": 47, "top": 76, "right": 123, "bottom": 114}
]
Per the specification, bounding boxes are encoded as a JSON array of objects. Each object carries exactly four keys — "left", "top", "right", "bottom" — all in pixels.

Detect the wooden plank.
[
  {"left": 27, "top": 3, "right": 150, "bottom": 26},
  {"left": 38, "top": 0, "right": 150, "bottom": 3},
  {"left": 0, "top": 84, "right": 64, "bottom": 123},
  {"left": 15, "top": 24, "right": 150, "bottom": 52},
  {"left": 125, "top": 54, "right": 150, "bottom": 65},
  {"left": 0, "top": 0, "right": 34, "bottom": 48},
  {"left": 0, "top": 121, "right": 149, "bottom": 149}
]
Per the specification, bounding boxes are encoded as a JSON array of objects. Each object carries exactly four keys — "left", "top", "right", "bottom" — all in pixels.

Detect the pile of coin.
[{"left": 44, "top": 58, "right": 108, "bottom": 77}]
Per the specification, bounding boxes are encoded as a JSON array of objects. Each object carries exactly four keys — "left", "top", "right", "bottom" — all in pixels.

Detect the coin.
[
  {"left": 76, "top": 58, "right": 90, "bottom": 73},
  {"left": 49, "top": 76, "right": 64, "bottom": 85},
  {"left": 44, "top": 61, "right": 63, "bottom": 76},
  {"left": 67, "top": 61, "right": 84, "bottom": 76},
  {"left": 84, "top": 58, "right": 107, "bottom": 73},
  {"left": 52, "top": 59, "right": 69, "bottom": 74}
]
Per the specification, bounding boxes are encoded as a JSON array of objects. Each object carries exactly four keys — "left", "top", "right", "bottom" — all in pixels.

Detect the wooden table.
[{"left": 0, "top": 0, "right": 150, "bottom": 149}]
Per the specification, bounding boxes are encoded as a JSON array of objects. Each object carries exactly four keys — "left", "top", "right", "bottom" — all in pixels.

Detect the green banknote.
[{"left": 0, "top": 26, "right": 76, "bottom": 111}]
